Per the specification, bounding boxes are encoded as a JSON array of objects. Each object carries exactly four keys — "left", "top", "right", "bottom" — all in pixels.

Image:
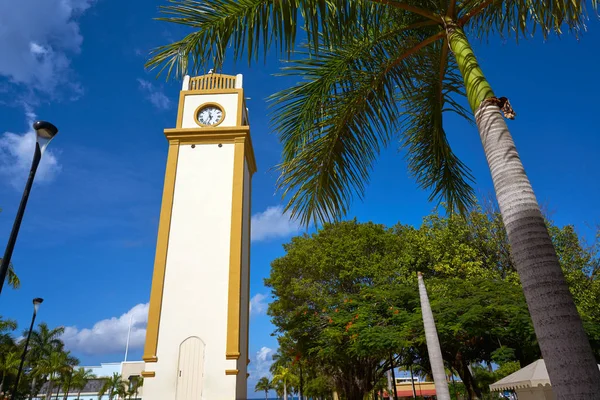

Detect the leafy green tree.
[
  {"left": 266, "top": 221, "right": 415, "bottom": 399},
  {"left": 98, "top": 373, "right": 125, "bottom": 400},
  {"left": 255, "top": 376, "right": 271, "bottom": 400},
  {"left": 145, "top": 0, "right": 600, "bottom": 395}
]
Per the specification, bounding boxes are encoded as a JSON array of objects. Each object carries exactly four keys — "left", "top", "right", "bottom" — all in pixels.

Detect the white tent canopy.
[
  {"left": 490, "top": 360, "right": 553, "bottom": 392},
  {"left": 490, "top": 359, "right": 600, "bottom": 394}
]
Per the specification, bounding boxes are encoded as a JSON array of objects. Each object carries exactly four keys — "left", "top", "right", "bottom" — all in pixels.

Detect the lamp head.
[
  {"left": 33, "top": 297, "right": 44, "bottom": 313},
  {"left": 33, "top": 121, "right": 58, "bottom": 140}
]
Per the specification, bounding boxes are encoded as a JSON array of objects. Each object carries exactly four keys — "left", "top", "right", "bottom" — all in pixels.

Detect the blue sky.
[{"left": 0, "top": 0, "right": 599, "bottom": 394}]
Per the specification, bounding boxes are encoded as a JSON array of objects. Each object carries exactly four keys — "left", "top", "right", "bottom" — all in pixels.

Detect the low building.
[{"left": 34, "top": 361, "right": 144, "bottom": 400}]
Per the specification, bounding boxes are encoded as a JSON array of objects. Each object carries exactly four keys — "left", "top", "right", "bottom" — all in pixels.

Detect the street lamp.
[
  {"left": 11, "top": 298, "right": 43, "bottom": 400},
  {"left": 0, "top": 121, "right": 58, "bottom": 295}
]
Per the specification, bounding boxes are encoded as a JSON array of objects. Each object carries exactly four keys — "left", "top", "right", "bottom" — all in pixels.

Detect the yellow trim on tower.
[
  {"left": 164, "top": 127, "right": 257, "bottom": 174},
  {"left": 141, "top": 371, "right": 156, "bottom": 378},
  {"left": 226, "top": 136, "right": 246, "bottom": 360},
  {"left": 142, "top": 140, "right": 180, "bottom": 363},
  {"left": 225, "top": 369, "right": 239, "bottom": 375}
]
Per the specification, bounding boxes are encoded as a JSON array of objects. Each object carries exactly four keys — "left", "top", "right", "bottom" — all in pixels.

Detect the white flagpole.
[{"left": 124, "top": 315, "right": 133, "bottom": 362}]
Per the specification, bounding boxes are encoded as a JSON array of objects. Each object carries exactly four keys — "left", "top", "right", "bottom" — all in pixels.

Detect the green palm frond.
[
  {"left": 146, "top": 0, "right": 399, "bottom": 79},
  {"left": 0, "top": 258, "right": 20, "bottom": 289},
  {"left": 461, "top": 0, "right": 597, "bottom": 39},
  {"left": 270, "top": 21, "right": 444, "bottom": 225},
  {"left": 397, "top": 42, "right": 475, "bottom": 213}
]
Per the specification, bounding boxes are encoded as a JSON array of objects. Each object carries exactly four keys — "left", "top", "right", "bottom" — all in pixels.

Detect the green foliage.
[
  {"left": 0, "top": 258, "right": 21, "bottom": 289},
  {"left": 145, "top": 0, "right": 595, "bottom": 224},
  {"left": 71, "top": 368, "right": 97, "bottom": 398},
  {"left": 0, "top": 321, "right": 77, "bottom": 400},
  {"left": 265, "top": 208, "right": 600, "bottom": 399},
  {"left": 254, "top": 376, "right": 271, "bottom": 399},
  {"left": 98, "top": 373, "right": 126, "bottom": 400},
  {"left": 266, "top": 221, "right": 414, "bottom": 399}
]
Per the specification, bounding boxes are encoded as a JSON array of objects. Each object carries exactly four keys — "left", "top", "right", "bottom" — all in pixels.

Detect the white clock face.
[{"left": 197, "top": 105, "right": 224, "bottom": 126}]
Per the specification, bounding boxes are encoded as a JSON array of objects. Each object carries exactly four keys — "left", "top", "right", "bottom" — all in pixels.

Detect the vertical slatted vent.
[{"left": 188, "top": 74, "right": 236, "bottom": 91}]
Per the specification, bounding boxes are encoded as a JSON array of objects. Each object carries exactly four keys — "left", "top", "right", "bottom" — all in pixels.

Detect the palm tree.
[
  {"left": 28, "top": 323, "right": 65, "bottom": 362},
  {"left": 131, "top": 376, "right": 143, "bottom": 400},
  {"left": 0, "top": 351, "right": 20, "bottom": 394},
  {"left": 36, "top": 350, "right": 76, "bottom": 400},
  {"left": 272, "top": 367, "right": 292, "bottom": 400},
  {"left": 255, "top": 376, "right": 271, "bottom": 400},
  {"left": 71, "top": 368, "right": 96, "bottom": 400},
  {"left": 417, "top": 273, "right": 450, "bottom": 400},
  {"left": 98, "top": 373, "right": 125, "bottom": 400},
  {"left": 145, "top": 0, "right": 600, "bottom": 396},
  {"left": 0, "top": 317, "right": 17, "bottom": 352},
  {"left": 0, "top": 258, "right": 20, "bottom": 289}
]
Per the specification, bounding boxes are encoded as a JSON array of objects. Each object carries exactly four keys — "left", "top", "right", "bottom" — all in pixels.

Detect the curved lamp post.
[
  {"left": 10, "top": 298, "right": 43, "bottom": 400},
  {"left": 0, "top": 121, "right": 58, "bottom": 295}
]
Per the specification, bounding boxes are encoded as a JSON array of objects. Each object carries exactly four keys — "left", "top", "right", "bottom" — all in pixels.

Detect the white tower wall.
[{"left": 143, "top": 73, "right": 254, "bottom": 400}]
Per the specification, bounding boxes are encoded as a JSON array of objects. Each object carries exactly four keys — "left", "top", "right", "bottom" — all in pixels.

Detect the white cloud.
[
  {"left": 250, "top": 293, "right": 269, "bottom": 317},
  {"left": 0, "top": 110, "right": 61, "bottom": 188},
  {"left": 62, "top": 303, "right": 149, "bottom": 356},
  {"left": 0, "top": 0, "right": 95, "bottom": 95},
  {"left": 249, "top": 346, "right": 275, "bottom": 381},
  {"left": 137, "top": 79, "right": 171, "bottom": 110},
  {"left": 251, "top": 206, "right": 303, "bottom": 242}
]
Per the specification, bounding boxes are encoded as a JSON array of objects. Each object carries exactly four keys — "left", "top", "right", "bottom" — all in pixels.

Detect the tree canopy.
[{"left": 265, "top": 208, "right": 600, "bottom": 399}]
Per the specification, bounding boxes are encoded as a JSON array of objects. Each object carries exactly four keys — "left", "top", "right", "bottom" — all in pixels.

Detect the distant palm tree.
[
  {"left": 36, "top": 350, "right": 76, "bottom": 400},
  {"left": 129, "top": 376, "right": 143, "bottom": 400},
  {"left": 255, "top": 376, "right": 271, "bottom": 400},
  {"left": 71, "top": 368, "right": 96, "bottom": 400},
  {"left": 0, "top": 317, "right": 17, "bottom": 352},
  {"left": 98, "top": 373, "right": 125, "bottom": 400},
  {"left": 272, "top": 367, "right": 292, "bottom": 400},
  {"left": 0, "top": 351, "right": 20, "bottom": 393}
]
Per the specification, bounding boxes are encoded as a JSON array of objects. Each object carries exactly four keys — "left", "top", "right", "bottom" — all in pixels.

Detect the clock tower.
[{"left": 142, "top": 73, "right": 255, "bottom": 400}]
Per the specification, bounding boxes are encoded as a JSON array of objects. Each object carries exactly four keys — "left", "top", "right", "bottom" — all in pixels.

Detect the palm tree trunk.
[
  {"left": 409, "top": 365, "right": 416, "bottom": 399},
  {"left": 284, "top": 378, "right": 287, "bottom": 400},
  {"left": 446, "top": 19, "right": 600, "bottom": 398},
  {"left": 30, "top": 376, "right": 37, "bottom": 400},
  {"left": 77, "top": 390, "right": 81, "bottom": 400},
  {"left": 417, "top": 273, "right": 451, "bottom": 400},
  {"left": 0, "top": 375, "right": 5, "bottom": 394}
]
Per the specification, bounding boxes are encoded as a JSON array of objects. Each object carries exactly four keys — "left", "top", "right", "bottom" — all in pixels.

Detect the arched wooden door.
[{"left": 175, "top": 336, "right": 205, "bottom": 400}]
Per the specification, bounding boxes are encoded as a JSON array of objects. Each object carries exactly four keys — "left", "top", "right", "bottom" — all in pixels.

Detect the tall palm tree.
[
  {"left": 0, "top": 351, "right": 20, "bottom": 394},
  {"left": 71, "top": 368, "right": 96, "bottom": 400},
  {"left": 98, "top": 373, "right": 125, "bottom": 400},
  {"left": 255, "top": 376, "right": 272, "bottom": 400},
  {"left": 145, "top": 0, "right": 600, "bottom": 396},
  {"left": 417, "top": 273, "right": 450, "bottom": 400}
]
